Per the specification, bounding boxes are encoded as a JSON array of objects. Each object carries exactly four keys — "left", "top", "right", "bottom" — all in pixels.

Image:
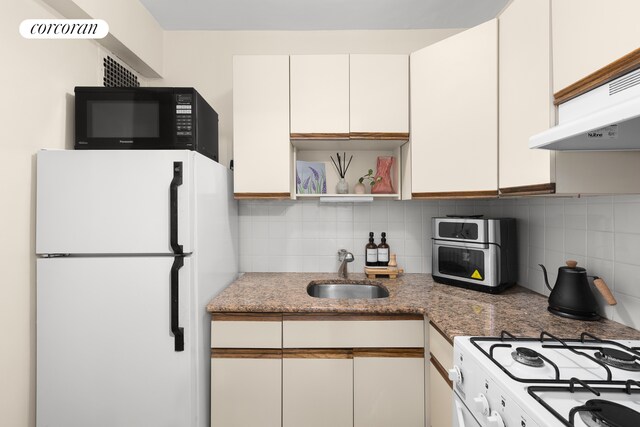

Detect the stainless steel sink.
[{"left": 307, "top": 281, "right": 389, "bottom": 299}]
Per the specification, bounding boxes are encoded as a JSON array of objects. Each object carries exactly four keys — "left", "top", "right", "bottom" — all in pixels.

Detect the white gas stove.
[{"left": 452, "top": 331, "right": 640, "bottom": 427}]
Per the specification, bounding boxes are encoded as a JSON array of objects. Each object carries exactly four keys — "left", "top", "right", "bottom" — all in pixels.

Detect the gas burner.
[
  {"left": 579, "top": 399, "right": 640, "bottom": 427},
  {"left": 595, "top": 348, "right": 640, "bottom": 371},
  {"left": 511, "top": 347, "right": 545, "bottom": 367}
]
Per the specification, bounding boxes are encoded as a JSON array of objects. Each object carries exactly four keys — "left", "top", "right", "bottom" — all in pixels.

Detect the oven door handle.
[
  {"left": 453, "top": 398, "right": 467, "bottom": 427},
  {"left": 433, "top": 238, "right": 490, "bottom": 249}
]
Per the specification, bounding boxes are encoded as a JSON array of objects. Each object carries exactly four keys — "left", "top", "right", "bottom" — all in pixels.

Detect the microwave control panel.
[{"left": 175, "top": 93, "right": 193, "bottom": 139}]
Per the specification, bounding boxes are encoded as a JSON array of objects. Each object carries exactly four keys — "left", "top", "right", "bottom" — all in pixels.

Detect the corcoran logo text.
[{"left": 20, "top": 19, "right": 109, "bottom": 39}]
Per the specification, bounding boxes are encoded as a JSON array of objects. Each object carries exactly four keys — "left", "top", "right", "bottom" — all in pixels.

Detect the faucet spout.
[{"left": 337, "top": 249, "right": 355, "bottom": 278}]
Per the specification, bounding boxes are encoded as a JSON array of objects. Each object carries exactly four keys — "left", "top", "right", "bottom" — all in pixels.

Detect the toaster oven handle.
[
  {"left": 432, "top": 238, "right": 491, "bottom": 249},
  {"left": 170, "top": 161, "right": 183, "bottom": 255}
]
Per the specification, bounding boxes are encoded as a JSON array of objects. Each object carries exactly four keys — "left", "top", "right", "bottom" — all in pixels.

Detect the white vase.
[
  {"left": 354, "top": 182, "right": 366, "bottom": 194},
  {"left": 336, "top": 178, "right": 349, "bottom": 194}
]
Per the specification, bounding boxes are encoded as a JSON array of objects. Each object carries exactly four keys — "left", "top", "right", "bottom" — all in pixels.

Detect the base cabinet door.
[
  {"left": 211, "top": 356, "right": 282, "bottom": 427},
  {"left": 429, "top": 362, "right": 453, "bottom": 427},
  {"left": 283, "top": 353, "right": 354, "bottom": 427},
  {"left": 354, "top": 355, "right": 425, "bottom": 427}
]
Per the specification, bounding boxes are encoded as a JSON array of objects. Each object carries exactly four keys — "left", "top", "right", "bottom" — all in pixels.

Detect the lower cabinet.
[
  {"left": 428, "top": 323, "right": 454, "bottom": 427},
  {"left": 211, "top": 313, "right": 427, "bottom": 427},
  {"left": 210, "top": 352, "right": 282, "bottom": 427},
  {"left": 354, "top": 351, "right": 425, "bottom": 427},
  {"left": 283, "top": 351, "right": 354, "bottom": 427}
]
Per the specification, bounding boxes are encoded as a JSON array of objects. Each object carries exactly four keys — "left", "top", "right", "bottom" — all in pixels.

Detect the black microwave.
[{"left": 74, "top": 87, "right": 218, "bottom": 162}]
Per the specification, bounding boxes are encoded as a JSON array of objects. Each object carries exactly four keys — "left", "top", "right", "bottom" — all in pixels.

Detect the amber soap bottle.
[
  {"left": 365, "top": 232, "right": 378, "bottom": 266},
  {"left": 377, "top": 232, "right": 390, "bottom": 266}
]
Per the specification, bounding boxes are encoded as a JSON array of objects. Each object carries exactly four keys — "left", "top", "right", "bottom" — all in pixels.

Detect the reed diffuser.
[{"left": 330, "top": 152, "right": 352, "bottom": 194}]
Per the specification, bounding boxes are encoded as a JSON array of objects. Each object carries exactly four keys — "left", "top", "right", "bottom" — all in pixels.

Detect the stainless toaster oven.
[{"left": 431, "top": 216, "right": 517, "bottom": 293}]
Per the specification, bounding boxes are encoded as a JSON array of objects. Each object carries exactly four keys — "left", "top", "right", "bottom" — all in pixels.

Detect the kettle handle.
[{"left": 593, "top": 277, "right": 617, "bottom": 305}]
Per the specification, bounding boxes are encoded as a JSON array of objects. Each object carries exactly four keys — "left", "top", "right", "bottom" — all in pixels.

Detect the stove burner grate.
[
  {"left": 511, "top": 346, "right": 545, "bottom": 367},
  {"left": 595, "top": 348, "right": 640, "bottom": 372},
  {"left": 579, "top": 399, "right": 640, "bottom": 427}
]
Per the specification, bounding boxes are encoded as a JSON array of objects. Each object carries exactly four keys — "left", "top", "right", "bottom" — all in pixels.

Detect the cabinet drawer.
[
  {"left": 211, "top": 313, "right": 282, "bottom": 348},
  {"left": 429, "top": 323, "right": 453, "bottom": 371},
  {"left": 283, "top": 314, "right": 424, "bottom": 348}
]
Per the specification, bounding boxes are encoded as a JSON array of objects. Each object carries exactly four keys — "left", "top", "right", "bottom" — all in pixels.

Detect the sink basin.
[{"left": 307, "top": 280, "right": 389, "bottom": 299}]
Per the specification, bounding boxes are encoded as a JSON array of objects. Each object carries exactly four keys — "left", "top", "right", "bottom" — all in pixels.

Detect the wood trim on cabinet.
[
  {"left": 412, "top": 190, "right": 498, "bottom": 199},
  {"left": 429, "top": 321, "right": 454, "bottom": 345},
  {"left": 290, "top": 133, "right": 350, "bottom": 140},
  {"left": 499, "top": 183, "right": 556, "bottom": 196},
  {"left": 211, "top": 313, "right": 283, "bottom": 322},
  {"left": 283, "top": 348, "right": 353, "bottom": 359},
  {"left": 353, "top": 348, "right": 425, "bottom": 358},
  {"left": 211, "top": 349, "right": 282, "bottom": 359},
  {"left": 554, "top": 47, "right": 640, "bottom": 105},
  {"left": 430, "top": 355, "right": 453, "bottom": 389},
  {"left": 349, "top": 132, "right": 410, "bottom": 141},
  {"left": 283, "top": 313, "right": 424, "bottom": 321},
  {"left": 234, "top": 192, "right": 290, "bottom": 200}
]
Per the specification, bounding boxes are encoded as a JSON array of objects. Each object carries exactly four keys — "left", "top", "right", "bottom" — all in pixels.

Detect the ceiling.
[{"left": 139, "top": 0, "right": 509, "bottom": 31}]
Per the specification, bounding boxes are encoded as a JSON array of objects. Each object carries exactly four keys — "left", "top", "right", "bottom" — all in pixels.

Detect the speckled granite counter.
[{"left": 207, "top": 273, "right": 640, "bottom": 342}]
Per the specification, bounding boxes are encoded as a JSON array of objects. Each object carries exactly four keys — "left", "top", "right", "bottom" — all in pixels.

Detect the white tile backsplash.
[{"left": 239, "top": 195, "right": 640, "bottom": 330}]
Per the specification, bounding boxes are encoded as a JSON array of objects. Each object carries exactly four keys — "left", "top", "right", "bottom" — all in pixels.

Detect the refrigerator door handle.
[
  {"left": 170, "top": 161, "right": 184, "bottom": 255},
  {"left": 171, "top": 256, "right": 185, "bottom": 352}
]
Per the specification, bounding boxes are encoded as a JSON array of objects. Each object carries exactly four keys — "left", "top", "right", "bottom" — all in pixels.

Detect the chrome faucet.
[{"left": 337, "top": 249, "right": 355, "bottom": 278}]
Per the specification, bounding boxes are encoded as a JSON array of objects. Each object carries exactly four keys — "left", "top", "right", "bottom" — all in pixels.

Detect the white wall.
[
  {"left": 239, "top": 196, "right": 640, "bottom": 331},
  {"left": 161, "top": 29, "right": 462, "bottom": 167},
  {"left": 0, "top": 1, "right": 103, "bottom": 425}
]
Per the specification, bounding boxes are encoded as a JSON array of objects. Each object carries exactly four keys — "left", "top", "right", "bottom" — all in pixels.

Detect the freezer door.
[
  {"left": 37, "top": 256, "right": 197, "bottom": 427},
  {"left": 36, "top": 150, "right": 194, "bottom": 255}
]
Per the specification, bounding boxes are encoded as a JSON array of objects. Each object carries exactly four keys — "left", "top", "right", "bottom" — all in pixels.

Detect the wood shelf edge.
[
  {"left": 554, "top": 47, "right": 640, "bottom": 105},
  {"left": 234, "top": 192, "right": 291, "bottom": 199}
]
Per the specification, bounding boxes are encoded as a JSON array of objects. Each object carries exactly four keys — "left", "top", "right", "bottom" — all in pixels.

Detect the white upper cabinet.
[
  {"left": 410, "top": 19, "right": 498, "bottom": 197},
  {"left": 552, "top": 0, "right": 640, "bottom": 92},
  {"left": 498, "top": 0, "right": 554, "bottom": 194},
  {"left": 290, "top": 54, "right": 409, "bottom": 139},
  {"left": 233, "top": 55, "right": 291, "bottom": 198},
  {"left": 349, "top": 54, "right": 409, "bottom": 136},
  {"left": 290, "top": 55, "right": 350, "bottom": 136}
]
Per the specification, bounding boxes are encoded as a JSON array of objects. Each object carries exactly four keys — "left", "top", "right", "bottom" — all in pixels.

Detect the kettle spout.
[{"left": 539, "top": 264, "right": 553, "bottom": 292}]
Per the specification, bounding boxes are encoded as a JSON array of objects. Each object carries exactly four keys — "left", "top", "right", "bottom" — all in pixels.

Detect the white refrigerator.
[{"left": 35, "top": 150, "right": 238, "bottom": 427}]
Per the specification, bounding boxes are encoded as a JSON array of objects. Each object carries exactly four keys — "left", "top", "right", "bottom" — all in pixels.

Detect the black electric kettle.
[{"left": 539, "top": 260, "right": 617, "bottom": 321}]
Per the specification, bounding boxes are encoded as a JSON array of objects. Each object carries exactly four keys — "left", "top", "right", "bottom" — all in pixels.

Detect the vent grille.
[
  {"left": 609, "top": 68, "right": 640, "bottom": 96},
  {"left": 103, "top": 55, "right": 139, "bottom": 87}
]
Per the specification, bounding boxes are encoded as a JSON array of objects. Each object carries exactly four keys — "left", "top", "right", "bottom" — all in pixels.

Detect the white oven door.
[{"left": 452, "top": 394, "right": 482, "bottom": 427}]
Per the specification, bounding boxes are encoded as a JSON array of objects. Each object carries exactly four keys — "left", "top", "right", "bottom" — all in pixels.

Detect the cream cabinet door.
[
  {"left": 410, "top": 19, "right": 498, "bottom": 197},
  {"left": 283, "top": 352, "right": 353, "bottom": 427},
  {"left": 429, "top": 362, "right": 453, "bottom": 427},
  {"left": 354, "top": 354, "right": 425, "bottom": 427},
  {"left": 211, "top": 356, "right": 282, "bottom": 427},
  {"left": 290, "top": 54, "right": 350, "bottom": 136},
  {"left": 350, "top": 54, "right": 409, "bottom": 135},
  {"left": 552, "top": 0, "right": 640, "bottom": 92},
  {"left": 498, "top": 0, "right": 554, "bottom": 193},
  {"left": 232, "top": 55, "right": 291, "bottom": 197}
]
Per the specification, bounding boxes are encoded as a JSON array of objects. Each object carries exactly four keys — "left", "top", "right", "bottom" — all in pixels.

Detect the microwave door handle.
[
  {"left": 170, "top": 161, "right": 183, "bottom": 255},
  {"left": 171, "top": 256, "right": 185, "bottom": 352}
]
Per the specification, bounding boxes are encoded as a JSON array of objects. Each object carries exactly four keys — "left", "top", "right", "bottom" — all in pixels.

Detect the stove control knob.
[
  {"left": 473, "top": 393, "right": 490, "bottom": 416},
  {"left": 448, "top": 366, "right": 463, "bottom": 385},
  {"left": 487, "top": 410, "right": 505, "bottom": 427}
]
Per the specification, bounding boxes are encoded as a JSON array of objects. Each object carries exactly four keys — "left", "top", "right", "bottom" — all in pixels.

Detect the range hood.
[{"left": 530, "top": 67, "right": 640, "bottom": 151}]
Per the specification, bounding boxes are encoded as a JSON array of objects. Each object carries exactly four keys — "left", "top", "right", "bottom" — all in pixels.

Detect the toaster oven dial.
[{"left": 473, "top": 393, "right": 490, "bottom": 416}]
